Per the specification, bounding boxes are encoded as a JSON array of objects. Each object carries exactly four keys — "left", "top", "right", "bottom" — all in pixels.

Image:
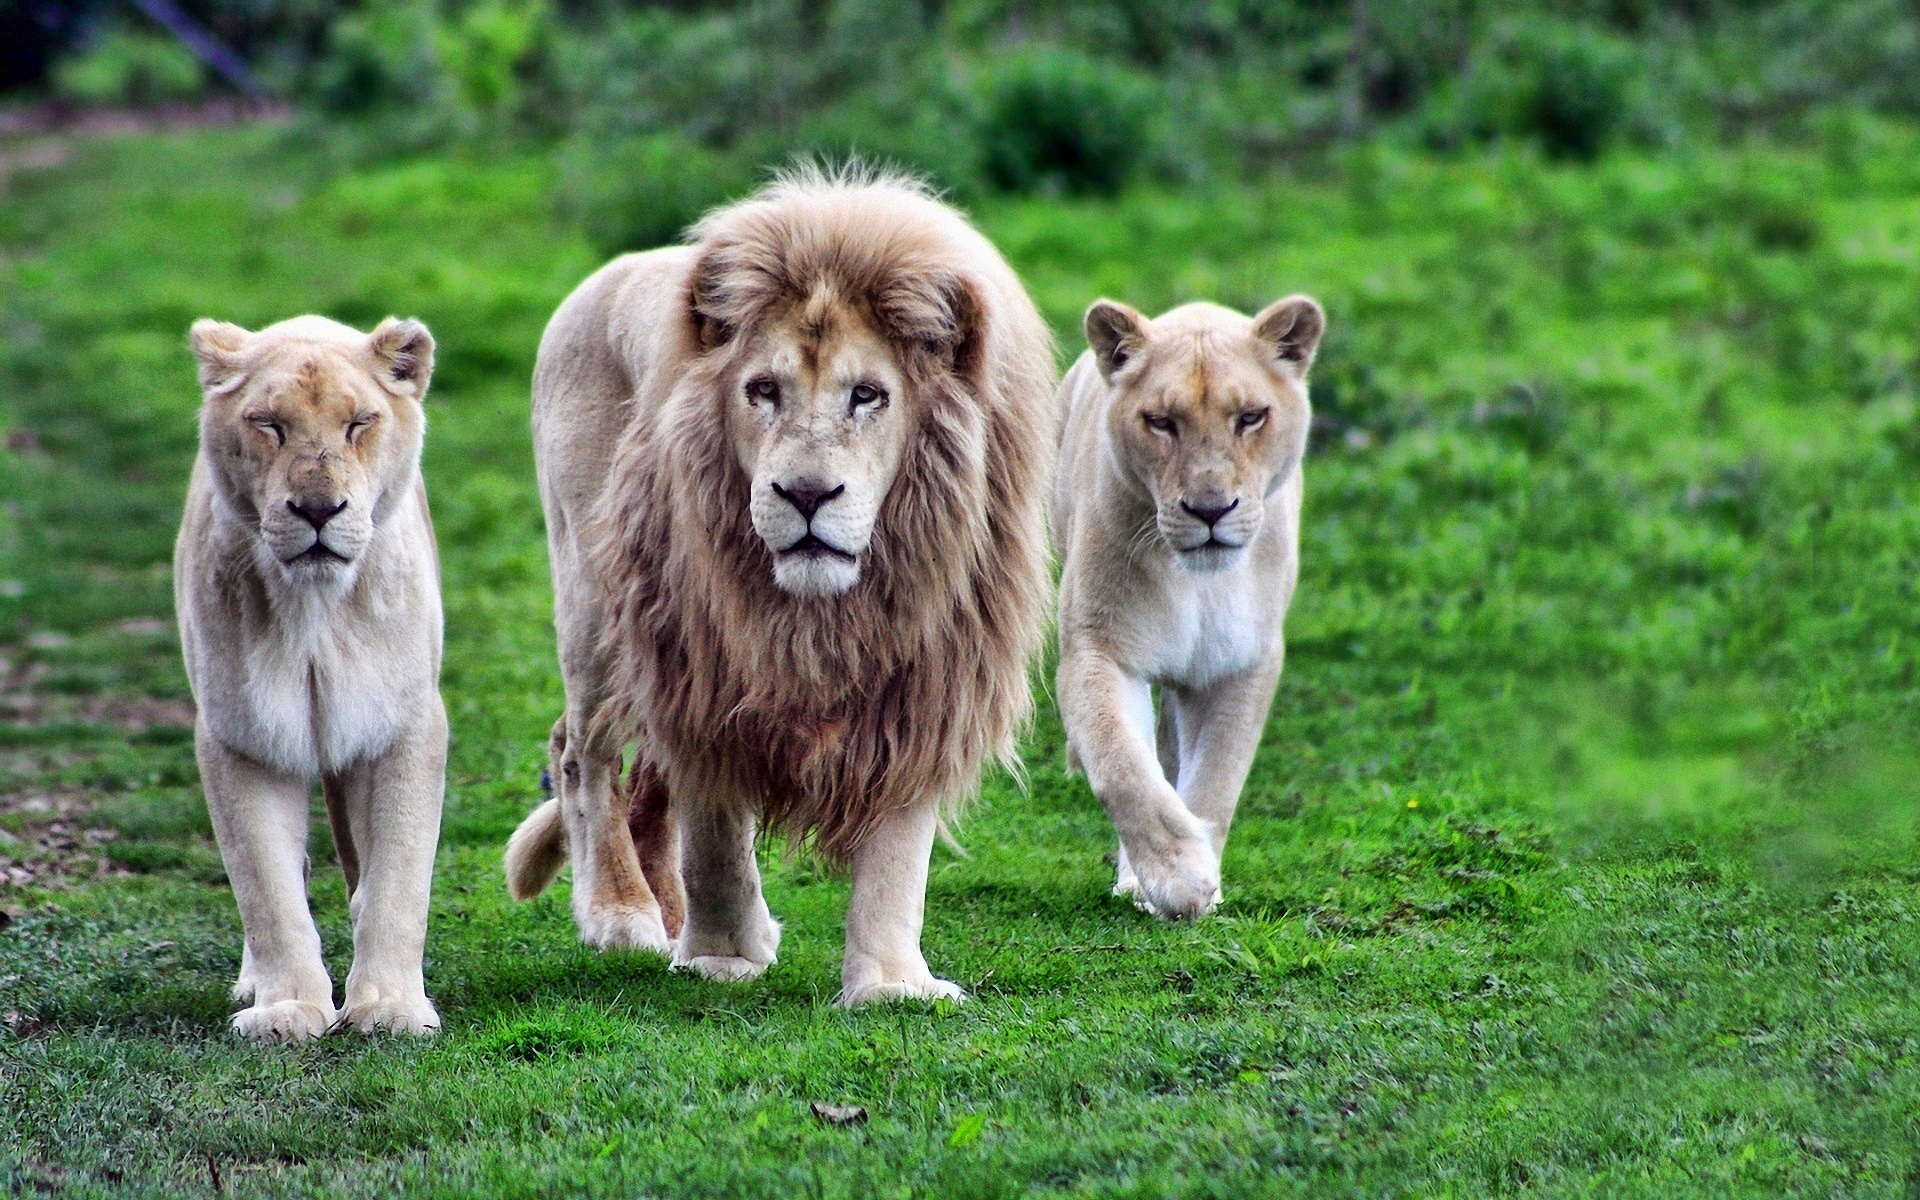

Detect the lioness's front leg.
[
  {"left": 327, "top": 701, "right": 446, "bottom": 1036},
  {"left": 1059, "top": 650, "right": 1219, "bottom": 920},
  {"left": 672, "top": 770, "right": 780, "bottom": 982},
  {"left": 197, "top": 731, "right": 336, "bottom": 1043},
  {"left": 1166, "top": 655, "right": 1284, "bottom": 861},
  {"left": 840, "top": 798, "right": 963, "bottom": 1005}
]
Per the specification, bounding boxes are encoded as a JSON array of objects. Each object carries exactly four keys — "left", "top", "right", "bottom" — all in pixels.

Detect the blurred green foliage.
[
  {"left": 50, "top": 21, "right": 206, "bottom": 108},
  {"left": 25, "top": 2, "right": 1920, "bottom": 230}
]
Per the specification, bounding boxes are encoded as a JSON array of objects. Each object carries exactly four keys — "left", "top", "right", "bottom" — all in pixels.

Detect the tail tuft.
[{"left": 505, "top": 798, "right": 567, "bottom": 901}]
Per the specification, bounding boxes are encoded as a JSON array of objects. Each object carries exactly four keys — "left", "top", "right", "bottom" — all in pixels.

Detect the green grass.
[{"left": 3, "top": 120, "right": 1919, "bottom": 1197}]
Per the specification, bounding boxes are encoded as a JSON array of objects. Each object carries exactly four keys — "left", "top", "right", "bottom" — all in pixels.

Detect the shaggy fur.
[
  {"left": 505, "top": 166, "right": 1055, "bottom": 1001},
  {"left": 594, "top": 171, "right": 1053, "bottom": 857}
]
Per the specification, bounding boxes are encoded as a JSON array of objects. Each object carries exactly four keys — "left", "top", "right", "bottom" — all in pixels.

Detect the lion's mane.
[{"left": 591, "top": 168, "right": 1055, "bottom": 858}]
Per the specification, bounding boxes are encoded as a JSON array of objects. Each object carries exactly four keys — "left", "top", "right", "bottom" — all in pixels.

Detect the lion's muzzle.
[{"left": 753, "top": 473, "right": 871, "bottom": 598}]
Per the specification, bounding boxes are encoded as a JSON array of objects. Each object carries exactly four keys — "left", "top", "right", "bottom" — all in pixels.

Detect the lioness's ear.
[
  {"left": 1084, "top": 300, "right": 1148, "bottom": 383},
  {"left": 190, "top": 319, "right": 250, "bottom": 397},
  {"left": 368, "top": 317, "right": 435, "bottom": 398},
  {"left": 1252, "top": 295, "right": 1324, "bottom": 376}
]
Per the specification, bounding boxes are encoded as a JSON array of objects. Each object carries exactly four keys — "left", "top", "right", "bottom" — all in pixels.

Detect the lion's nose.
[
  {"left": 288, "top": 497, "right": 348, "bottom": 530},
  {"left": 1181, "top": 497, "right": 1240, "bottom": 527},
  {"left": 772, "top": 480, "right": 845, "bottom": 522}
]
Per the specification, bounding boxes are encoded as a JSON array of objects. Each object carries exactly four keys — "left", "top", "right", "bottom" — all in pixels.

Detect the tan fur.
[
  {"left": 176, "top": 314, "right": 446, "bottom": 1042},
  {"left": 505, "top": 167, "right": 1055, "bottom": 1003},
  {"left": 1054, "top": 297, "right": 1322, "bottom": 919}
]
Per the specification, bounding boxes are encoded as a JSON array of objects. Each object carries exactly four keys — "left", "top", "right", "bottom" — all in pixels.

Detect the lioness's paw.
[
  {"left": 339, "top": 994, "right": 440, "bottom": 1036},
  {"left": 232, "top": 999, "right": 335, "bottom": 1044},
  {"left": 1130, "top": 838, "right": 1221, "bottom": 921},
  {"left": 576, "top": 903, "right": 673, "bottom": 957},
  {"left": 837, "top": 975, "right": 967, "bottom": 1007},
  {"left": 676, "top": 954, "right": 769, "bottom": 983}
]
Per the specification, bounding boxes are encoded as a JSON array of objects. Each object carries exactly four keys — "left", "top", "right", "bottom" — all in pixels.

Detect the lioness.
[
  {"left": 177, "top": 315, "right": 446, "bottom": 1042},
  {"left": 504, "top": 168, "right": 1054, "bottom": 1004},
  {"left": 1054, "top": 297, "right": 1323, "bottom": 919}
]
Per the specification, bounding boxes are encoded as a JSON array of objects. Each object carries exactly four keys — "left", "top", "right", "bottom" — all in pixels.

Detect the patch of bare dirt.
[
  {"left": 0, "top": 790, "right": 130, "bottom": 891},
  {"left": 0, "top": 98, "right": 290, "bottom": 140},
  {"left": 0, "top": 638, "right": 195, "bottom": 732},
  {"left": 0, "top": 99, "right": 291, "bottom": 191}
]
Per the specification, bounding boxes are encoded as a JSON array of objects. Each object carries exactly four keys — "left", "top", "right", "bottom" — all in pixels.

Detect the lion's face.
[
  {"left": 725, "top": 303, "right": 916, "bottom": 598},
  {"left": 191, "top": 316, "right": 434, "bottom": 589},
  {"left": 1087, "top": 297, "right": 1323, "bottom": 572}
]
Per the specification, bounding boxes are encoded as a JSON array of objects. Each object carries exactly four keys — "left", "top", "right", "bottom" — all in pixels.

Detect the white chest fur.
[
  {"left": 1130, "top": 562, "right": 1279, "bottom": 690},
  {"left": 185, "top": 502, "right": 440, "bottom": 782},
  {"left": 225, "top": 589, "right": 418, "bottom": 778}
]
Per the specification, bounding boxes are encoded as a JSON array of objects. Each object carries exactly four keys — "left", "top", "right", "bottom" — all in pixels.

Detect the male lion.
[
  {"left": 503, "top": 169, "right": 1054, "bottom": 1004},
  {"left": 177, "top": 315, "right": 446, "bottom": 1042},
  {"left": 1054, "top": 297, "right": 1324, "bottom": 919}
]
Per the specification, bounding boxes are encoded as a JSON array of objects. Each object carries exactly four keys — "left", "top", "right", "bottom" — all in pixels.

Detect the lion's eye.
[
  {"left": 249, "top": 417, "right": 284, "bottom": 447},
  {"left": 1143, "top": 414, "right": 1177, "bottom": 436},
  {"left": 1236, "top": 408, "right": 1269, "bottom": 434},
  {"left": 850, "top": 382, "right": 887, "bottom": 414},
  {"left": 745, "top": 377, "right": 780, "bottom": 406},
  {"left": 346, "top": 415, "right": 377, "bottom": 442}
]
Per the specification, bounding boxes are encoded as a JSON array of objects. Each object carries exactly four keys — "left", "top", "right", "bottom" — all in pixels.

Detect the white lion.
[
  {"left": 176, "top": 314, "right": 446, "bottom": 1042},
  {"left": 503, "top": 168, "right": 1055, "bottom": 1004},
  {"left": 1054, "top": 297, "right": 1324, "bottom": 919}
]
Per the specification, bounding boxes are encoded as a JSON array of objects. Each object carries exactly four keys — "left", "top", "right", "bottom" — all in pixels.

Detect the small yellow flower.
[{"left": 1406, "top": 798, "right": 1419, "bottom": 809}]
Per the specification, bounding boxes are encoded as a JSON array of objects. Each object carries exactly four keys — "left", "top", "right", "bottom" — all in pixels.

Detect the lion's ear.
[
  {"left": 368, "top": 317, "right": 435, "bottom": 398},
  {"left": 1084, "top": 300, "right": 1148, "bottom": 383},
  {"left": 933, "top": 274, "right": 985, "bottom": 380},
  {"left": 1252, "top": 295, "right": 1324, "bottom": 376},
  {"left": 190, "top": 319, "right": 251, "bottom": 397},
  {"left": 689, "top": 251, "right": 736, "bottom": 351},
  {"left": 872, "top": 270, "right": 986, "bottom": 379}
]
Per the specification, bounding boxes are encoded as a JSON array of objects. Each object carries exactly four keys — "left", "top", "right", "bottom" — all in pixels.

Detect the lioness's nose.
[
  {"left": 288, "top": 498, "right": 348, "bottom": 530},
  {"left": 772, "top": 480, "right": 844, "bottom": 521},
  {"left": 1181, "top": 497, "right": 1239, "bottom": 527}
]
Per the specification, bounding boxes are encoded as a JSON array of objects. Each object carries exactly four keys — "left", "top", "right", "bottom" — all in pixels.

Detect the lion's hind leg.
[
  {"left": 626, "top": 759, "right": 685, "bottom": 941},
  {"left": 556, "top": 720, "right": 672, "bottom": 957}
]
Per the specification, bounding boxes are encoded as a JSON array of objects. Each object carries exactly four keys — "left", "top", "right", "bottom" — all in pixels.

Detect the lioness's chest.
[
  {"left": 1131, "top": 572, "right": 1277, "bottom": 689},
  {"left": 220, "top": 599, "right": 424, "bottom": 778}
]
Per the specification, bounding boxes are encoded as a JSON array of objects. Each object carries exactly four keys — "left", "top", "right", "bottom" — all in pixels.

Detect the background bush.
[
  {"left": 50, "top": 21, "right": 205, "bottom": 108},
  {"left": 973, "top": 49, "right": 1158, "bottom": 196}
]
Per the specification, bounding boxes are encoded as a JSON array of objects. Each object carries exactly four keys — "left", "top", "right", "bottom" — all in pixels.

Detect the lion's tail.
[{"left": 505, "top": 799, "right": 567, "bottom": 901}]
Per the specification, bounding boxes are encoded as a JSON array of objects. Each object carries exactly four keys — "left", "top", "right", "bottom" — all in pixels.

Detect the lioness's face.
[
  {"left": 191, "top": 317, "right": 433, "bottom": 587},
  {"left": 1088, "top": 297, "right": 1323, "bottom": 572},
  {"left": 726, "top": 302, "right": 915, "bottom": 598}
]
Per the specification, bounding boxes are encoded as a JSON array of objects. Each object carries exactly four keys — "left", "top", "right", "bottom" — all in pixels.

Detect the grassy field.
[{"left": 3, "top": 120, "right": 1919, "bottom": 1196}]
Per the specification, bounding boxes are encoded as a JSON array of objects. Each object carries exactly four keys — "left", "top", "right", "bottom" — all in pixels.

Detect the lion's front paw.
[
  {"left": 575, "top": 902, "right": 673, "bottom": 957},
  {"left": 1128, "top": 836, "right": 1221, "bottom": 921},
  {"left": 838, "top": 974, "right": 967, "bottom": 1007},
  {"left": 232, "top": 999, "right": 335, "bottom": 1045},
  {"left": 672, "top": 914, "right": 781, "bottom": 982},
  {"left": 339, "top": 993, "right": 440, "bottom": 1036},
  {"left": 676, "top": 954, "right": 770, "bottom": 983}
]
